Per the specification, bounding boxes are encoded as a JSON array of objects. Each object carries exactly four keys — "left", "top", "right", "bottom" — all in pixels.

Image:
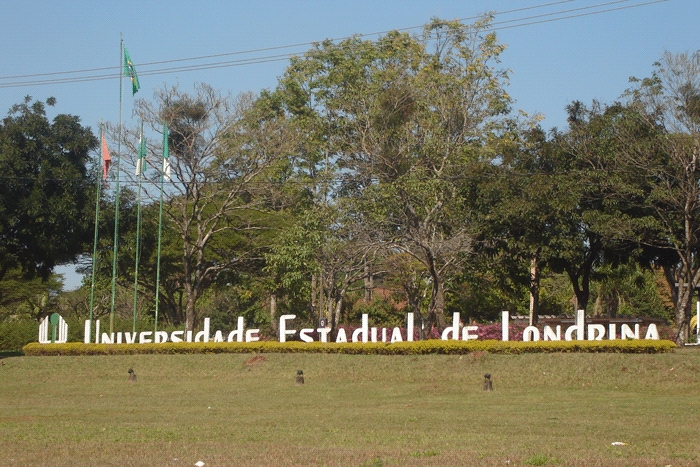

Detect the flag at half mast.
[
  {"left": 123, "top": 47, "right": 140, "bottom": 96},
  {"left": 162, "top": 122, "right": 171, "bottom": 181},
  {"left": 102, "top": 131, "right": 111, "bottom": 180}
]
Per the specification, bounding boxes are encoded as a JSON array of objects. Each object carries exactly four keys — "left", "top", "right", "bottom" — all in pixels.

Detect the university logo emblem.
[{"left": 38, "top": 313, "right": 68, "bottom": 344}]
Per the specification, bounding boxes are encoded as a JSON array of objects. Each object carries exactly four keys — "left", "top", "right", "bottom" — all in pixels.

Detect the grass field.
[{"left": 1, "top": 350, "right": 699, "bottom": 467}]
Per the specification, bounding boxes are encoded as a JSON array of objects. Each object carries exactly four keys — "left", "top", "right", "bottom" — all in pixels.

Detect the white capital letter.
[{"left": 279, "top": 315, "right": 297, "bottom": 343}]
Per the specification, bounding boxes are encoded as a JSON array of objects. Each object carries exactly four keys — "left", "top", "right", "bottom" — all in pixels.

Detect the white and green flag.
[
  {"left": 162, "top": 122, "right": 170, "bottom": 181},
  {"left": 135, "top": 131, "right": 146, "bottom": 176}
]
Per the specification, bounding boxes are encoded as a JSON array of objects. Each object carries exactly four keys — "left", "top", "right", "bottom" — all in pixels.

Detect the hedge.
[
  {"left": 0, "top": 320, "right": 39, "bottom": 352},
  {"left": 23, "top": 339, "right": 676, "bottom": 356}
]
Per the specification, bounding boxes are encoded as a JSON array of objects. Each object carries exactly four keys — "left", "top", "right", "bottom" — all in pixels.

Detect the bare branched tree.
[{"left": 112, "top": 84, "right": 294, "bottom": 330}]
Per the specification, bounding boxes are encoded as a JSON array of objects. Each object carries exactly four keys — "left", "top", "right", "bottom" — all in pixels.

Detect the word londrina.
[{"left": 78, "top": 310, "right": 659, "bottom": 345}]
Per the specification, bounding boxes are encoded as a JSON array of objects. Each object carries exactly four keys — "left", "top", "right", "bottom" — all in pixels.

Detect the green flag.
[
  {"left": 123, "top": 47, "right": 140, "bottom": 96},
  {"left": 135, "top": 132, "right": 146, "bottom": 176},
  {"left": 162, "top": 122, "right": 170, "bottom": 181}
]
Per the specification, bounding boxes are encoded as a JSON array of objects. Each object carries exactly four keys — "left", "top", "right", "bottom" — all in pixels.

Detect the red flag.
[{"left": 101, "top": 133, "right": 111, "bottom": 181}]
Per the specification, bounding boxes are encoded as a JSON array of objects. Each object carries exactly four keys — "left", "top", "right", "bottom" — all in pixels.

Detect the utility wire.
[
  {"left": 0, "top": 55, "right": 294, "bottom": 88},
  {"left": 492, "top": 0, "right": 666, "bottom": 30},
  {"left": 0, "top": 1, "right": 575, "bottom": 81},
  {"left": 0, "top": 0, "right": 667, "bottom": 89}
]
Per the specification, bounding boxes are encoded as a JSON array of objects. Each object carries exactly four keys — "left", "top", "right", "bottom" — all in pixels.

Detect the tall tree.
[
  {"left": 0, "top": 97, "right": 97, "bottom": 287},
  {"left": 474, "top": 127, "right": 560, "bottom": 324},
  {"left": 273, "top": 17, "right": 513, "bottom": 331},
  {"left": 544, "top": 104, "right": 623, "bottom": 316},
  {"left": 117, "top": 84, "right": 294, "bottom": 330},
  {"left": 619, "top": 52, "right": 700, "bottom": 343},
  {"left": 478, "top": 100, "right": 657, "bottom": 324}
]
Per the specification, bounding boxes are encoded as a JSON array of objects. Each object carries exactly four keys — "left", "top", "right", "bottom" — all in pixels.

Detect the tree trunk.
[
  {"left": 424, "top": 248, "right": 446, "bottom": 332},
  {"left": 407, "top": 292, "right": 423, "bottom": 339},
  {"left": 270, "top": 292, "right": 278, "bottom": 333},
  {"left": 333, "top": 296, "right": 343, "bottom": 333},
  {"left": 311, "top": 274, "right": 318, "bottom": 319},
  {"left": 428, "top": 278, "right": 446, "bottom": 331},
  {"left": 529, "top": 256, "right": 540, "bottom": 326},
  {"left": 567, "top": 268, "right": 590, "bottom": 313},
  {"left": 184, "top": 284, "right": 196, "bottom": 332},
  {"left": 364, "top": 262, "right": 373, "bottom": 303},
  {"left": 594, "top": 293, "right": 603, "bottom": 317},
  {"left": 663, "top": 265, "right": 693, "bottom": 344}
]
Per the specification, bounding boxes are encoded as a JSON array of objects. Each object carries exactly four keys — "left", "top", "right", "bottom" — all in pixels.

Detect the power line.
[
  {"left": 0, "top": 0, "right": 666, "bottom": 89},
  {"left": 0, "top": 55, "right": 294, "bottom": 88},
  {"left": 490, "top": 0, "right": 632, "bottom": 27},
  {"left": 0, "top": 1, "right": 575, "bottom": 81},
  {"left": 491, "top": 0, "right": 667, "bottom": 31}
]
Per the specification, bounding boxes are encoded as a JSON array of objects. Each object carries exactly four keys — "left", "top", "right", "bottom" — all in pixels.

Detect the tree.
[
  {"left": 476, "top": 98, "right": 663, "bottom": 327},
  {"left": 264, "top": 203, "right": 382, "bottom": 334},
  {"left": 0, "top": 267, "right": 63, "bottom": 321},
  {"left": 116, "top": 84, "right": 295, "bottom": 331},
  {"left": 474, "top": 126, "right": 560, "bottom": 325},
  {"left": 273, "top": 17, "right": 513, "bottom": 331},
  {"left": 383, "top": 252, "right": 430, "bottom": 335},
  {"left": 617, "top": 51, "right": 700, "bottom": 343},
  {"left": 542, "top": 104, "right": 628, "bottom": 317},
  {"left": 0, "top": 96, "right": 97, "bottom": 288}
]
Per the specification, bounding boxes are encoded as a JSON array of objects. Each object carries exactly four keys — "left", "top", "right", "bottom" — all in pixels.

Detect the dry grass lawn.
[{"left": 1, "top": 349, "right": 699, "bottom": 466}]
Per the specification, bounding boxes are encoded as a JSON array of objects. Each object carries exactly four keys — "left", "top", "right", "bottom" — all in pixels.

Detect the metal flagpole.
[
  {"left": 132, "top": 122, "right": 144, "bottom": 333},
  {"left": 89, "top": 124, "right": 104, "bottom": 324},
  {"left": 154, "top": 122, "right": 168, "bottom": 332},
  {"left": 109, "top": 35, "right": 124, "bottom": 335}
]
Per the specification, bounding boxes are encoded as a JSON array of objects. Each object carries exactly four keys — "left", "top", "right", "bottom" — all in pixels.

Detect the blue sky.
[{"left": 1, "top": 0, "right": 697, "bottom": 289}]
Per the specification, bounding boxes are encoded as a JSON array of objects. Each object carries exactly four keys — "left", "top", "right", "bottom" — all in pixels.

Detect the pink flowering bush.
[{"left": 475, "top": 322, "right": 527, "bottom": 341}]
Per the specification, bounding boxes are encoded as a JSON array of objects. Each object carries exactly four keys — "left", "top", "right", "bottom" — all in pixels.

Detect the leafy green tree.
[
  {"left": 0, "top": 97, "right": 97, "bottom": 287},
  {"left": 0, "top": 267, "right": 63, "bottom": 321},
  {"left": 476, "top": 98, "right": 663, "bottom": 326},
  {"left": 542, "top": 104, "right": 630, "bottom": 316},
  {"left": 474, "top": 127, "right": 561, "bottom": 324},
  {"left": 272, "top": 17, "right": 513, "bottom": 331},
  {"left": 383, "top": 252, "right": 429, "bottom": 330},
  {"left": 613, "top": 51, "right": 700, "bottom": 343},
  {"left": 591, "top": 263, "right": 673, "bottom": 321}
]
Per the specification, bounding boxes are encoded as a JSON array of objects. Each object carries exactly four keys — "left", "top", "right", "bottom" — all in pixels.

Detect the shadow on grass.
[{"left": 0, "top": 351, "right": 23, "bottom": 359}]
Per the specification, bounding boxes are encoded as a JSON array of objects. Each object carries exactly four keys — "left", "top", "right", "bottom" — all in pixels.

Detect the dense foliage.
[
  {"left": 4, "top": 19, "right": 700, "bottom": 348},
  {"left": 0, "top": 97, "right": 96, "bottom": 282}
]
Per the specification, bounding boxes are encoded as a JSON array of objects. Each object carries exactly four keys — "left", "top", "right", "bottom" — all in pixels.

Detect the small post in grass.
[{"left": 483, "top": 373, "right": 493, "bottom": 391}]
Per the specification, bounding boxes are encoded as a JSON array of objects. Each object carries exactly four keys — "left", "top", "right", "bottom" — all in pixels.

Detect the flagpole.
[
  {"left": 89, "top": 124, "right": 104, "bottom": 323},
  {"left": 110, "top": 35, "right": 124, "bottom": 335},
  {"left": 154, "top": 171, "right": 163, "bottom": 333},
  {"left": 132, "top": 121, "right": 144, "bottom": 333},
  {"left": 154, "top": 122, "right": 168, "bottom": 333}
]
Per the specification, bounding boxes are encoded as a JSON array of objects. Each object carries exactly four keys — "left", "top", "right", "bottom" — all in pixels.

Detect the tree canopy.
[{"left": 0, "top": 96, "right": 97, "bottom": 283}]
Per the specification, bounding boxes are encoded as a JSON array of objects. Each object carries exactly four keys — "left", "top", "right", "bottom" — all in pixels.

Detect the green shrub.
[
  {"left": 0, "top": 320, "right": 38, "bottom": 352},
  {"left": 23, "top": 338, "right": 676, "bottom": 356},
  {"left": 350, "top": 297, "right": 404, "bottom": 327}
]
